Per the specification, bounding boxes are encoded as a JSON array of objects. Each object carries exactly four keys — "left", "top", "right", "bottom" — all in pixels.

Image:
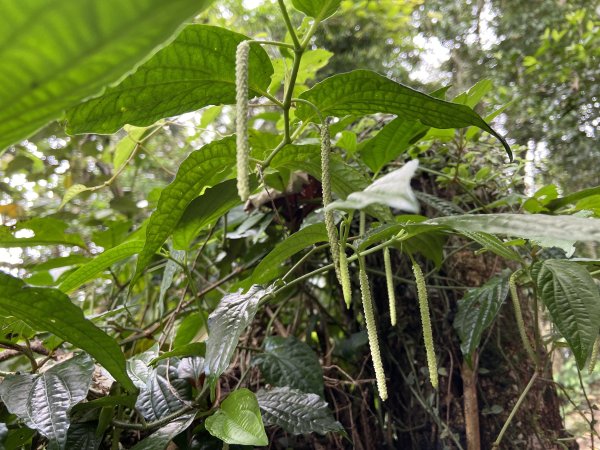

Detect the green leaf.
[
  {"left": 149, "top": 343, "right": 206, "bottom": 366},
  {"left": 0, "top": 354, "right": 94, "bottom": 449},
  {"left": 454, "top": 272, "right": 510, "bottom": 364},
  {"left": 158, "top": 249, "right": 185, "bottom": 308},
  {"left": 127, "top": 345, "right": 159, "bottom": 390},
  {"left": 113, "top": 125, "right": 150, "bottom": 170},
  {"left": 253, "top": 336, "right": 324, "bottom": 396},
  {"left": 130, "top": 415, "right": 195, "bottom": 450},
  {"left": 257, "top": 387, "right": 343, "bottom": 435},
  {"left": 0, "top": 273, "right": 134, "bottom": 392},
  {"left": 66, "top": 25, "right": 274, "bottom": 134},
  {"left": 296, "top": 70, "right": 512, "bottom": 160},
  {"left": 460, "top": 231, "right": 522, "bottom": 262},
  {"left": 360, "top": 118, "right": 427, "bottom": 173},
  {"left": 205, "top": 388, "right": 268, "bottom": 446},
  {"left": 59, "top": 184, "right": 91, "bottom": 209},
  {"left": 533, "top": 260, "right": 600, "bottom": 369},
  {"left": 0, "top": 218, "right": 85, "bottom": 248},
  {"left": 136, "top": 362, "right": 191, "bottom": 421},
  {"left": 428, "top": 213, "right": 600, "bottom": 243},
  {"left": 252, "top": 223, "right": 328, "bottom": 284},
  {"left": 134, "top": 136, "right": 237, "bottom": 281},
  {"left": 204, "top": 286, "right": 273, "bottom": 378},
  {"left": 173, "top": 178, "right": 243, "bottom": 250},
  {"left": 59, "top": 240, "right": 144, "bottom": 293},
  {"left": 325, "top": 160, "right": 420, "bottom": 212},
  {"left": 64, "top": 423, "right": 102, "bottom": 450},
  {"left": 291, "top": 0, "right": 341, "bottom": 19},
  {"left": 0, "top": 0, "right": 214, "bottom": 150}
]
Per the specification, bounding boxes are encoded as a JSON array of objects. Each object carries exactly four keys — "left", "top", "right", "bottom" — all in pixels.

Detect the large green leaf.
[
  {"left": 253, "top": 336, "right": 324, "bottom": 396},
  {"left": 136, "top": 362, "right": 191, "bottom": 421},
  {"left": 59, "top": 240, "right": 144, "bottom": 293},
  {"left": 428, "top": 213, "right": 600, "bottom": 243},
  {"left": 134, "top": 136, "right": 237, "bottom": 281},
  {"left": 360, "top": 118, "right": 427, "bottom": 173},
  {"left": 454, "top": 272, "right": 510, "bottom": 365},
  {"left": 130, "top": 415, "right": 195, "bottom": 450},
  {"left": 204, "top": 286, "right": 273, "bottom": 378},
  {"left": 0, "top": 354, "right": 94, "bottom": 450},
  {"left": 64, "top": 423, "right": 102, "bottom": 450},
  {"left": 0, "top": 0, "right": 213, "bottom": 150},
  {"left": 291, "top": 0, "right": 341, "bottom": 19},
  {"left": 205, "top": 389, "right": 268, "bottom": 446},
  {"left": 257, "top": 387, "right": 343, "bottom": 435},
  {"left": 173, "top": 178, "right": 243, "bottom": 250},
  {"left": 67, "top": 25, "right": 274, "bottom": 134},
  {"left": 533, "top": 260, "right": 600, "bottom": 368},
  {"left": 0, "top": 218, "right": 85, "bottom": 248},
  {"left": 0, "top": 273, "right": 134, "bottom": 391},
  {"left": 296, "top": 70, "right": 511, "bottom": 159},
  {"left": 252, "top": 223, "right": 328, "bottom": 284}
]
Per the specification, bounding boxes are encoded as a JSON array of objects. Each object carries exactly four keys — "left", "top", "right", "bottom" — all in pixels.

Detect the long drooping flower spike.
[
  {"left": 589, "top": 335, "right": 600, "bottom": 374},
  {"left": 235, "top": 40, "right": 251, "bottom": 202},
  {"left": 509, "top": 271, "right": 536, "bottom": 363},
  {"left": 358, "top": 256, "right": 388, "bottom": 401},
  {"left": 320, "top": 119, "right": 342, "bottom": 283},
  {"left": 383, "top": 247, "right": 397, "bottom": 326},
  {"left": 339, "top": 243, "right": 352, "bottom": 309},
  {"left": 412, "top": 260, "right": 438, "bottom": 389}
]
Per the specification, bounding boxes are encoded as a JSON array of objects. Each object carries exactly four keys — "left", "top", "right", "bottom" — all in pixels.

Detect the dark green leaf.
[
  {"left": 0, "top": 0, "right": 213, "bottom": 150},
  {"left": 65, "top": 422, "right": 102, "bottom": 450},
  {"left": 460, "top": 231, "right": 522, "bottom": 262},
  {"left": 0, "top": 354, "right": 94, "bottom": 449},
  {"left": 257, "top": 387, "right": 343, "bottom": 435},
  {"left": 0, "top": 218, "right": 85, "bottom": 248},
  {"left": 454, "top": 272, "right": 510, "bottom": 364},
  {"left": 533, "top": 260, "right": 600, "bottom": 368},
  {"left": 173, "top": 179, "right": 243, "bottom": 250},
  {"left": 70, "top": 395, "right": 137, "bottom": 415},
  {"left": 130, "top": 415, "right": 195, "bottom": 450},
  {"left": 59, "top": 240, "right": 144, "bottom": 293},
  {"left": 297, "top": 70, "right": 511, "bottom": 159},
  {"left": 204, "top": 286, "right": 273, "bottom": 378},
  {"left": 291, "top": 0, "right": 341, "bottom": 19},
  {"left": 360, "top": 118, "right": 427, "bottom": 173},
  {"left": 252, "top": 223, "right": 328, "bottom": 284},
  {"left": 428, "top": 213, "right": 600, "bottom": 243},
  {"left": 205, "top": 389, "right": 268, "bottom": 446},
  {"left": 253, "top": 336, "right": 324, "bottom": 396},
  {"left": 67, "top": 25, "right": 273, "bottom": 134},
  {"left": 0, "top": 273, "right": 134, "bottom": 391},
  {"left": 136, "top": 362, "right": 191, "bottom": 421},
  {"left": 134, "top": 136, "right": 237, "bottom": 281}
]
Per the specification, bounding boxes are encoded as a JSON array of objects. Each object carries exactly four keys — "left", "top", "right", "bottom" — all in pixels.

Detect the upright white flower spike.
[{"left": 236, "top": 40, "right": 251, "bottom": 202}]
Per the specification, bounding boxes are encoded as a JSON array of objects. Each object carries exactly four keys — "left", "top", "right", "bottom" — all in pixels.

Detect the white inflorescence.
[{"left": 235, "top": 40, "right": 251, "bottom": 202}]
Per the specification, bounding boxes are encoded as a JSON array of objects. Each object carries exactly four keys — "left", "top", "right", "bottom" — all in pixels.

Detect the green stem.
[{"left": 277, "top": 0, "right": 301, "bottom": 49}]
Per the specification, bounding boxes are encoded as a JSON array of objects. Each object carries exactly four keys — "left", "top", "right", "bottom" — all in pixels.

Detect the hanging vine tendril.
[
  {"left": 358, "top": 255, "right": 388, "bottom": 401},
  {"left": 235, "top": 40, "right": 251, "bottom": 202},
  {"left": 509, "top": 270, "right": 536, "bottom": 363},
  {"left": 412, "top": 260, "right": 438, "bottom": 389}
]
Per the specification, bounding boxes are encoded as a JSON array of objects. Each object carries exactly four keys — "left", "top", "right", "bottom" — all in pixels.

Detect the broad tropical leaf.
[
  {"left": 0, "top": 273, "right": 134, "bottom": 391},
  {"left": 64, "top": 423, "right": 102, "bottom": 450},
  {"left": 67, "top": 25, "right": 274, "bottom": 134},
  {"left": 136, "top": 362, "right": 191, "bottom": 421},
  {"left": 253, "top": 336, "right": 324, "bottom": 396},
  {"left": 0, "top": 0, "right": 213, "bottom": 150},
  {"left": 134, "top": 136, "right": 237, "bottom": 281},
  {"left": 533, "top": 260, "right": 600, "bottom": 368},
  {"left": 0, "top": 218, "right": 85, "bottom": 248},
  {"left": 130, "top": 415, "right": 195, "bottom": 450},
  {"left": 205, "top": 389, "right": 268, "bottom": 446},
  {"left": 252, "top": 223, "right": 328, "bottom": 284},
  {"left": 454, "top": 272, "right": 510, "bottom": 365},
  {"left": 291, "top": 0, "right": 341, "bottom": 19},
  {"left": 59, "top": 240, "right": 144, "bottom": 293},
  {"left": 428, "top": 213, "right": 600, "bottom": 243},
  {"left": 257, "top": 387, "right": 343, "bottom": 435},
  {"left": 0, "top": 354, "right": 94, "bottom": 450},
  {"left": 296, "top": 70, "right": 512, "bottom": 159},
  {"left": 204, "top": 285, "right": 273, "bottom": 378}
]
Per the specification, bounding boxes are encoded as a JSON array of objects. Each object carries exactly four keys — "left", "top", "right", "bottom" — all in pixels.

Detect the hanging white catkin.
[
  {"left": 320, "top": 120, "right": 342, "bottom": 283},
  {"left": 358, "top": 256, "right": 388, "bottom": 401},
  {"left": 383, "top": 247, "right": 397, "bottom": 326},
  {"left": 235, "top": 40, "right": 251, "bottom": 202},
  {"left": 589, "top": 335, "right": 600, "bottom": 374},
  {"left": 339, "top": 244, "right": 352, "bottom": 308},
  {"left": 412, "top": 261, "right": 438, "bottom": 389}
]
